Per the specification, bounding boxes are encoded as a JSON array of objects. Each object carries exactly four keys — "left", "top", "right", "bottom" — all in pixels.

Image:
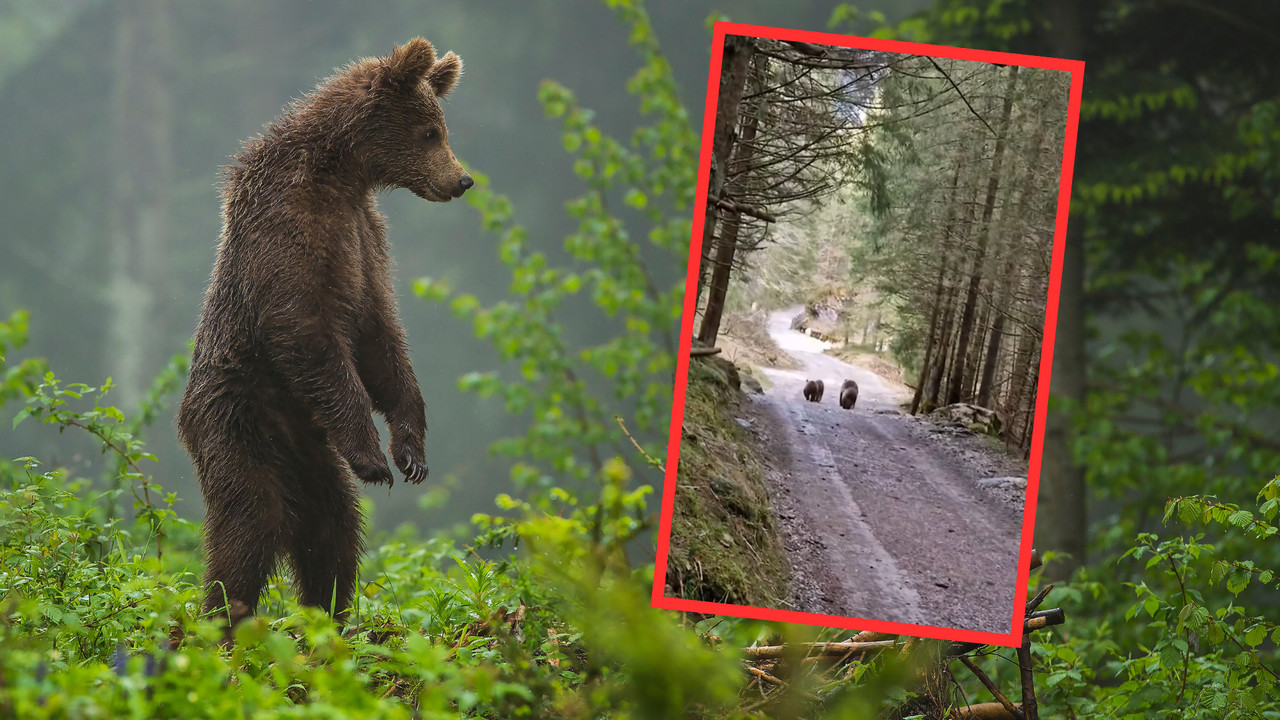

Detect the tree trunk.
[
  {"left": 1017, "top": 332, "right": 1041, "bottom": 449},
  {"left": 911, "top": 270, "right": 943, "bottom": 413},
  {"left": 911, "top": 158, "right": 963, "bottom": 414},
  {"left": 946, "top": 65, "right": 1019, "bottom": 406},
  {"left": 980, "top": 109, "right": 1053, "bottom": 410},
  {"left": 698, "top": 50, "right": 764, "bottom": 345},
  {"left": 1039, "top": 0, "right": 1087, "bottom": 580},
  {"left": 977, "top": 301, "right": 1008, "bottom": 408},
  {"left": 107, "top": 0, "right": 174, "bottom": 408},
  {"left": 965, "top": 298, "right": 990, "bottom": 401},
  {"left": 925, "top": 283, "right": 958, "bottom": 411},
  {"left": 696, "top": 35, "right": 754, "bottom": 322},
  {"left": 698, "top": 210, "right": 742, "bottom": 345},
  {"left": 1038, "top": 207, "right": 1086, "bottom": 574}
]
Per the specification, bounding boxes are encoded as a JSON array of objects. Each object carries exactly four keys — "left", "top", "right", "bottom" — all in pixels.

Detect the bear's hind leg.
[
  {"left": 200, "top": 456, "right": 288, "bottom": 630},
  {"left": 285, "top": 445, "right": 364, "bottom": 624}
]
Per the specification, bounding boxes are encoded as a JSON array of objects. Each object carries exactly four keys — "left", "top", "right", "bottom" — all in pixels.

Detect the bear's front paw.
[
  {"left": 349, "top": 454, "right": 395, "bottom": 487},
  {"left": 392, "top": 443, "right": 429, "bottom": 484}
]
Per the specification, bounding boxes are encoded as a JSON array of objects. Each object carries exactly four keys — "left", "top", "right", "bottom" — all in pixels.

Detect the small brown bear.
[
  {"left": 176, "top": 38, "right": 471, "bottom": 634},
  {"left": 803, "top": 379, "right": 824, "bottom": 402},
  {"left": 839, "top": 379, "right": 859, "bottom": 409}
]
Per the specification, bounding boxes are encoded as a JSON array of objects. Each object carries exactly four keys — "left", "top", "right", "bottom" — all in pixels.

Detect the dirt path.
[{"left": 748, "top": 308, "right": 1027, "bottom": 634}]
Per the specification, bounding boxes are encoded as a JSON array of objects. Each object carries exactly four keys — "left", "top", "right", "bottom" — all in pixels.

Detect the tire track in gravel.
[{"left": 748, "top": 308, "right": 1026, "bottom": 634}]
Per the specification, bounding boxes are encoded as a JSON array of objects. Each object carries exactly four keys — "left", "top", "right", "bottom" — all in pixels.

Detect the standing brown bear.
[{"left": 176, "top": 38, "right": 471, "bottom": 633}]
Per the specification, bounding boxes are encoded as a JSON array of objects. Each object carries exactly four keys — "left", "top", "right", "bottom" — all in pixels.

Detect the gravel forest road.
[{"left": 746, "top": 308, "right": 1027, "bottom": 635}]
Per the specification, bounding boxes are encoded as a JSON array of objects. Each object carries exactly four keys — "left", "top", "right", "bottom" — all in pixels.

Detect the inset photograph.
[{"left": 654, "top": 22, "right": 1083, "bottom": 645}]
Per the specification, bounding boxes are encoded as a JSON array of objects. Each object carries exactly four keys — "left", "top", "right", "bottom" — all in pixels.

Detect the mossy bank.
[{"left": 664, "top": 353, "right": 789, "bottom": 607}]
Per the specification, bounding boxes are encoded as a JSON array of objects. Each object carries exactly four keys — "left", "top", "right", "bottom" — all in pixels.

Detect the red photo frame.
[{"left": 653, "top": 20, "right": 1085, "bottom": 648}]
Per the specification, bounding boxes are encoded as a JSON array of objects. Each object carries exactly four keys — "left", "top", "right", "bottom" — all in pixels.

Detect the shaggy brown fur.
[
  {"left": 176, "top": 38, "right": 471, "bottom": 633},
  {"left": 803, "top": 379, "right": 824, "bottom": 402},
  {"left": 839, "top": 379, "right": 859, "bottom": 409}
]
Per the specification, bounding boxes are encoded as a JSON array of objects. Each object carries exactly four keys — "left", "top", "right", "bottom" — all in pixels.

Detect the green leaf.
[
  {"left": 1227, "top": 510, "right": 1254, "bottom": 529},
  {"left": 1143, "top": 594, "right": 1161, "bottom": 617},
  {"left": 1243, "top": 624, "right": 1267, "bottom": 647}
]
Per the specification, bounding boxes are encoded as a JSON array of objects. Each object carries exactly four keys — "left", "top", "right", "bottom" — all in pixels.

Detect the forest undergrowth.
[{"left": 1, "top": 1, "right": 1278, "bottom": 718}]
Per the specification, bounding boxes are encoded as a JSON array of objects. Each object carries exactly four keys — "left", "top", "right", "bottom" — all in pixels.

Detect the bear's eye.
[{"left": 422, "top": 127, "right": 439, "bottom": 143}]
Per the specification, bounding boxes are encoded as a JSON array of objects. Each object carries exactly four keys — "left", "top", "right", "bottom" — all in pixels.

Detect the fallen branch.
[
  {"left": 1026, "top": 584, "right": 1054, "bottom": 614},
  {"left": 734, "top": 551, "right": 1065, "bottom": 717},
  {"left": 742, "top": 639, "right": 896, "bottom": 660},
  {"left": 690, "top": 346, "right": 722, "bottom": 357},
  {"left": 746, "top": 665, "right": 785, "bottom": 686},
  {"left": 952, "top": 701, "right": 1024, "bottom": 719},
  {"left": 958, "top": 656, "right": 1025, "bottom": 720},
  {"left": 1024, "top": 609, "right": 1065, "bottom": 632}
]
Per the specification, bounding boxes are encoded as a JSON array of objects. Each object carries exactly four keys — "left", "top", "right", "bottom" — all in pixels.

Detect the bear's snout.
[{"left": 453, "top": 174, "right": 474, "bottom": 198}]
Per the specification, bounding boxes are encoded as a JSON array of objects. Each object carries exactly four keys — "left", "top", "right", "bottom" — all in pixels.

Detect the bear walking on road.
[
  {"left": 803, "top": 379, "right": 825, "bottom": 402},
  {"left": 176, "top": 38, "right": 471, "bottom": 635},
  {"left": 839, "top": 379, "right": 859, "bottom": 409}
]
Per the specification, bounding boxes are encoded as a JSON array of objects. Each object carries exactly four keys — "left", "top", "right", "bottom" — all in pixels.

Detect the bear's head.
[{"left": 353, "top": 38, "right": 473, "bottom": 202}]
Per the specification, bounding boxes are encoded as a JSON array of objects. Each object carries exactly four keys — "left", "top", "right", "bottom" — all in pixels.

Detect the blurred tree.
[
  {"left": 834, "top": 0, "right": 1280, "bottom": 584},
  {"left": 107, "top": 0, "right": 174, "bottom": 407},
  {"left": 0, "top": 0, "right": 955, "bottom": 528}
]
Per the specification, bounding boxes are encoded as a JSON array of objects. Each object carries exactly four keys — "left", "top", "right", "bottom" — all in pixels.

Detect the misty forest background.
[
  {"left": 0, "top": 0, "right": 923, "bottom": 531},
  {"left": 1, "top": 0, "right": 1279, "bottom": 718}
]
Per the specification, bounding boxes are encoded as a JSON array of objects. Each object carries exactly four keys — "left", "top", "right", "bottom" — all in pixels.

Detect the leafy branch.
[{"left": 13, "top": 373, "right": 177, "bottom": 560}]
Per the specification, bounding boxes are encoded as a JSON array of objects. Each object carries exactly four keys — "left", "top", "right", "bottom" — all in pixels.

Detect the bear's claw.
[{"left": 393, "top": 448, "right": 429, "bottom": 484}]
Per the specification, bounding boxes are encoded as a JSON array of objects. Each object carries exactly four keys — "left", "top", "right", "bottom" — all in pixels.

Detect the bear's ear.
[
  {"left": 378, "top": 37, "right": 437, "bottom": 90},
  {"left": 425, "top": 52, "right": 462, "bottom": 99}
]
